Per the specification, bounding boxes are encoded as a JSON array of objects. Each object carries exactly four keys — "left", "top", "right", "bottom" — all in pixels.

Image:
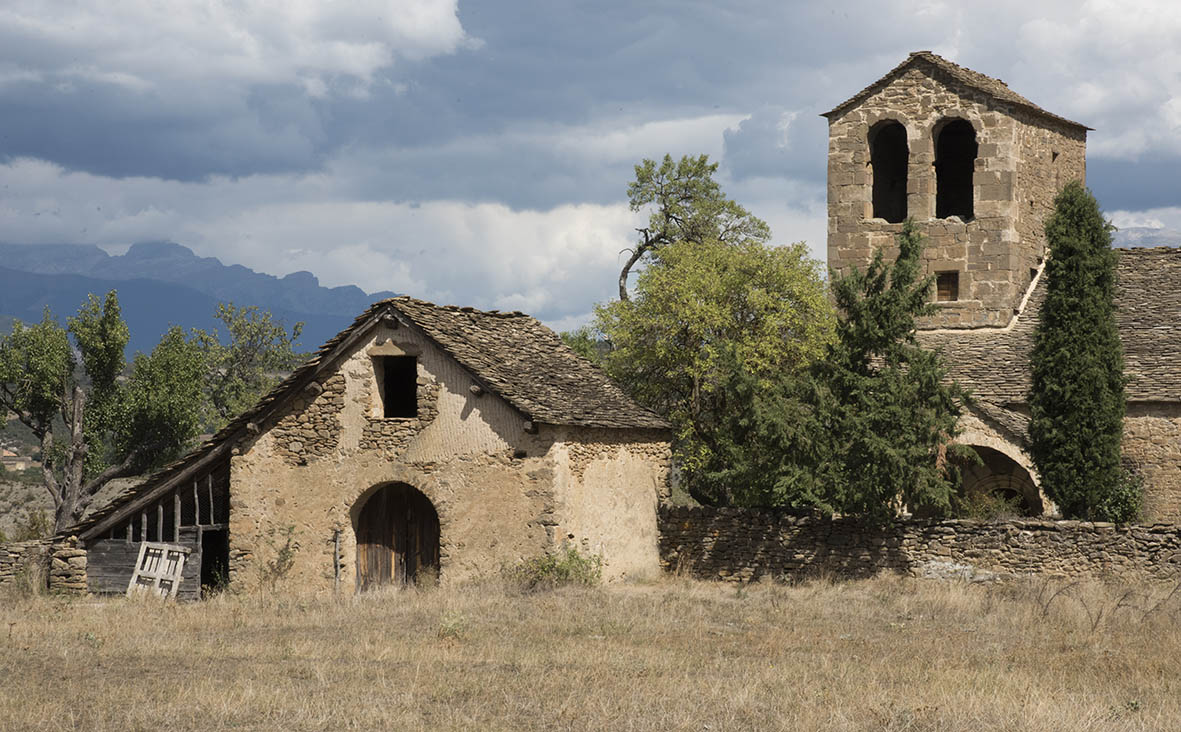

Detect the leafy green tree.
[
  {"left": 0, "top": 292, "right": 204, "bottom": 533},
  {"left": 596, "top": 236, "right": 834, "bottom": 503},
  {"left": 1029, "top": 182, "right": 1135, "bottom": 521},
  {"left": 710, "top": 222, "right": 967, "bottom": 517},
  {"left": 194, "top": 303, "right": 304, "bottom": 430},
  {"left": 619, "top": 154, "right": 771, "bottom": 300}
]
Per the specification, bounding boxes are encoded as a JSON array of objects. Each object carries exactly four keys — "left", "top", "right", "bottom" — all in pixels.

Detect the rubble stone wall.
[
  {"left": 660, "top": 506, "right": 1181, "bottom": 582},
  {"left": 1125, "top": 404, "right": 1181, "bottom": 522},
  {"left": 0, "top": 537, "right": 87, "bottom": 595}
]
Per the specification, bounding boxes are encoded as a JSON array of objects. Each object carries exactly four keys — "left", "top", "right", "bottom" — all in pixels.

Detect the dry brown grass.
[{"left": 3, "top": 573, "right": 1181, "bottom": 731}]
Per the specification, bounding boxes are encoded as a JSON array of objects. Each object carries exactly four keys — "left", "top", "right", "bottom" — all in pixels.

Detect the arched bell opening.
[
  {"left": 934, "top": 118, "right": 978, "bottom": 220},
  {"left": 952, "top": 445, "right": 1042, "bottom": 517},
  {"left": 354, "top": 482, "right": 440, "bottom": 591},
  {"left": 869, "top": 120, "right": 909, "bottom": 223}
]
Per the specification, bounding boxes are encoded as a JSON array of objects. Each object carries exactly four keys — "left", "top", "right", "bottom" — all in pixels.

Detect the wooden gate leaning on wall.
[{"left": 356, "top": 483, "right": 440, "bottom": 591}]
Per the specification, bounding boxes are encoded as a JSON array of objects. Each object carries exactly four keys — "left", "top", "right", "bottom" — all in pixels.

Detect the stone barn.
[
  {"left": 70, "top": 297, "right": 671, "bottom": 598},
  {"left": 825, "top": 51, "right": 1181, "bottom": 519}
]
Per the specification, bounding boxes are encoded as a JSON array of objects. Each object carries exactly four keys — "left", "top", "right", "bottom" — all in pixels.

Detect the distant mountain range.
[{"left": 0, "top": 242, "right": 397, "bottom": 355}]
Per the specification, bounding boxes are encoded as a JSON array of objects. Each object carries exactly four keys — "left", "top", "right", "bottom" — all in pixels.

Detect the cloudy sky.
[{"left": 1, "top": 1, "right": 1179, "bottom": 330}]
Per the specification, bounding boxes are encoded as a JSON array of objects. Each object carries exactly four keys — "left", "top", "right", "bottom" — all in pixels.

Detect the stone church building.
[
  {"left": 825, "top": 51, "right": 1181, "bottom": 520},
  {"left": 70, "top": 298, "right": 671, "bottom": 598}
]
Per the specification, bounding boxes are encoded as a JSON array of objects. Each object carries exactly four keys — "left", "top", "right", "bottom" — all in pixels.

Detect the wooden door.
[{"left": 356, "top": 483, "right": 439, "bottom": 591}]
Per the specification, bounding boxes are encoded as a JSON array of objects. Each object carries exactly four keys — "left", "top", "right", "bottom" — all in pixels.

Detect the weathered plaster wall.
[
  {"left": 1125, "top": 404, "right": 1181, "bottom": 522},
  {"left": 548, "top": 428, "right": 671, "bottom": 580},
  {"left": 661, "top": 506, "right": 1181, "bottom": 582},
  {"left": 827, "top": 64, "right": 1085, "bottom": 327},
  {"left": 228, "top": 323, "right": 568, "bottom": 594}
]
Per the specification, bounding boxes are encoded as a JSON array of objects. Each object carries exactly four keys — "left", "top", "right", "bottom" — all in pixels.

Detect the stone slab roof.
[
  {"left": 386, "top": 297, "right": 669, "bottom": 429},
  {"left": 823, "top": 51, "right": 1091, "bottom": 131},
  {"left": 69, "top": 297, "right": 668, "bottom": 539},
  {"left": 920, "top": 247, "right": 1181, "bottom": 405}
]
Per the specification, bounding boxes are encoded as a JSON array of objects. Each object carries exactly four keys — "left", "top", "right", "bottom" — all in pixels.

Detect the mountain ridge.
[{"left": 0, "top": 241, "right": 397, "bottom": 318}]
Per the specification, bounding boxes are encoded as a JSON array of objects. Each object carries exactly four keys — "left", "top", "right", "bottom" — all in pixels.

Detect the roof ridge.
[
  {"left": 822, "top": 50, "right": 1090, "bottom": 131},
  {"left": 1114, "top": 246, "right": 1181, "bottom": 254},
  {"left": 382, "top": 294, "right": 531, "bottom": 319}
]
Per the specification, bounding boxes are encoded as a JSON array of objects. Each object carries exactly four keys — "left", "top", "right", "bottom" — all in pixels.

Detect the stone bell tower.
[{"left": 823, "top": 51, "right": 1089, "bottom": 328}]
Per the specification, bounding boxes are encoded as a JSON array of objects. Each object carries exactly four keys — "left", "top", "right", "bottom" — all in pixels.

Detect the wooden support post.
[
  {"left": 126, "top": 522, "right": 132, "bottom": 542},
  {"left": 333, "top": 529, "right": 341, "bottom": 598},
  {"left": 208, "top": 474, "right": 215, "bottom": 524},
  {"left": 157, "top": 504, "right": 163, "bottom": 544},
  {"left": 140, "top": 511, "right": 147, "bottom": 542},
  {"left": 174, "top": 492, "right": 181, "bottom": 541},
  {"left": 193, "top": 479, "right": 200, "bottom": 526}
]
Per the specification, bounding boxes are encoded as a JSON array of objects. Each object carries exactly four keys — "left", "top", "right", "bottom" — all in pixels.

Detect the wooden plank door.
[{"left": 357, "top": 484, "right": 439, "bottom": 591}]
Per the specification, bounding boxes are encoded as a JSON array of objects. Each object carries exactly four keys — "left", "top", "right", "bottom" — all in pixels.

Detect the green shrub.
[
  {"left": 1094, "top": 467, "right": 1144, "bottom": 523},
  {"left": 505, "top": 546, "right": 602, "bottom": 592},
  {"left": 954, "top": 489, "right": 1022, "bottom": 521}
]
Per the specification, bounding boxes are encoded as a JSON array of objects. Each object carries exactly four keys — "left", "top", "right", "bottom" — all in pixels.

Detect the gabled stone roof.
[
  {"left": 386, "top": 297, "right": 669, "bottom": 429},
  {"left": 920, "top": 247, "right": 1181, "bottom": 405},
  {"left": 823, "top": 51, "right": 1091, "bottom": 131},
  {"left": 70, "top": 297, "right": 668, "bottom": 539}
]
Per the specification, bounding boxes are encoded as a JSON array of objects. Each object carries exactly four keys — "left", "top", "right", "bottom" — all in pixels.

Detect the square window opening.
[
  {"left": 378, "top": 356, "right": 418, "bottom": 418},
  {"left": 936, "top": 271, "right": 959, "bottom": 302}
]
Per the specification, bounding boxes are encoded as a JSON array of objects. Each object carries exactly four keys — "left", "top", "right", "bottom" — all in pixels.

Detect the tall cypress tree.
[{"left": 1029, "top": 181, "right": 1131, "bottom": 520}]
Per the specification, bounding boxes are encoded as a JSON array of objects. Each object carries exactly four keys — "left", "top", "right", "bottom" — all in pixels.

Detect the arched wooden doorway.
[{"left": 355, "top": 483, "right": 440, "bottom": 591}]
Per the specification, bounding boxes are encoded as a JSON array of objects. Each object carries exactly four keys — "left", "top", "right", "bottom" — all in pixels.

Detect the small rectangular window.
[
  {"left": 936, "top": 271, "right": 959, "bottom": 302},
  {"left": 378, "top": 356, "right": 418, "bottom": 418}
]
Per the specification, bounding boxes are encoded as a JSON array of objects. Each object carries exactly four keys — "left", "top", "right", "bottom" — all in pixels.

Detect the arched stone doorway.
[
  {"left": 355, "top": 483, "right": 440, "bottom": 591},
  {"left": 954, "top": 445, "right": 1042, "bottom": 516}
]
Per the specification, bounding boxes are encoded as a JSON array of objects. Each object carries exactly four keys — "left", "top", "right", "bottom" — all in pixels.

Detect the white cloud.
[
  {"left": 0, "top": 157, "right": 641, "bottom": 324},
  {"left": 0, "top": 0, "right": 473, "bottom": 96}
]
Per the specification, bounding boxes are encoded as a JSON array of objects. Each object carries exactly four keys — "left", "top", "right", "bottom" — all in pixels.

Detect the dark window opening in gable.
[
  {"left": 936, "top": 271, "right": 959, "bottom": 302},
  {"left": 935, "top": 119, "right": 978, "bottom": 220},
  {"left": 378, "top": 356, "right": 418, "bottom": 418},
  {"left": 869, "top": 121, "right": 908, "bottom": 223}
]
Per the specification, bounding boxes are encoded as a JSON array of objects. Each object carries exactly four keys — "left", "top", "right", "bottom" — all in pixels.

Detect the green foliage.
[
  {"left": 707, "top": 222, "right": 966, "bottom": 517},
  {"left": 194, "top": 303, "right": 305, "bottom": 430},
  {"left": 118, "top": 327, "right": 205, "bottom": 473},
  {"left": 1029, "top": 182, "right": 1127, "bottom": 520},
  {"left": 69, "top": 292, "right": 129, "bottom": 480},
  {"left": 1097, "top": 466, "right": 1144, "bottom": 524},
  {"left": 954, "top": 487, "right": 1022, "bottom": 521},
  {"left": 0, "top": 308, "right": 75, "bottom": 429},
  {"left": 811, "top": 220, "right": 969, "bottom": 521},
  {"left": 696, "top": 352, "right": 831, "bottom": 509},
  {"left": 619, "top": 154, "right": 771, "bottom": 299},
  {"left": 596, "top": 237, "right": 834, "bottom": 503},
  {"left": 559, "top": 326, "right": 604, "bottom": 365},
  {"left": 0, "top": 291, "right": 207, "bottom": 533},
  {"left": 505, "top": 546, "right": 602, "bottom": 592}
]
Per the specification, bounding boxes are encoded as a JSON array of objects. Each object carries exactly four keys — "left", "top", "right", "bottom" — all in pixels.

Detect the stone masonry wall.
[
  {"left": 270, "top": 373, "right": 347, "bottom": 465},
  {"left": 0, "top": 537, "right": 87, "bottom": 595},
  {"left": 660, "top": 506, "right": 1181, "bottom": 582},
  {"left": 1125, "top": 405, "right": 1181, "bottom": 522},
  {"left": 827, "top": 61, "right": 1086, "bottom": 328}
]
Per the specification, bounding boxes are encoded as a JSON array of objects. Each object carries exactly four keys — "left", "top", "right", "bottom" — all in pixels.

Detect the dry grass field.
[{"left": 2, "top": 573, "right": 1181, "bottom": 731}]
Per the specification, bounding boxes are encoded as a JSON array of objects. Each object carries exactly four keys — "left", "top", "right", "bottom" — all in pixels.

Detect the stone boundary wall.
[
  {"left": 0, "top": 537, "right": 87, "bottom": 595},
  {"left": 659, "top": 506, "right": 1181, "bottom": 582}
]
